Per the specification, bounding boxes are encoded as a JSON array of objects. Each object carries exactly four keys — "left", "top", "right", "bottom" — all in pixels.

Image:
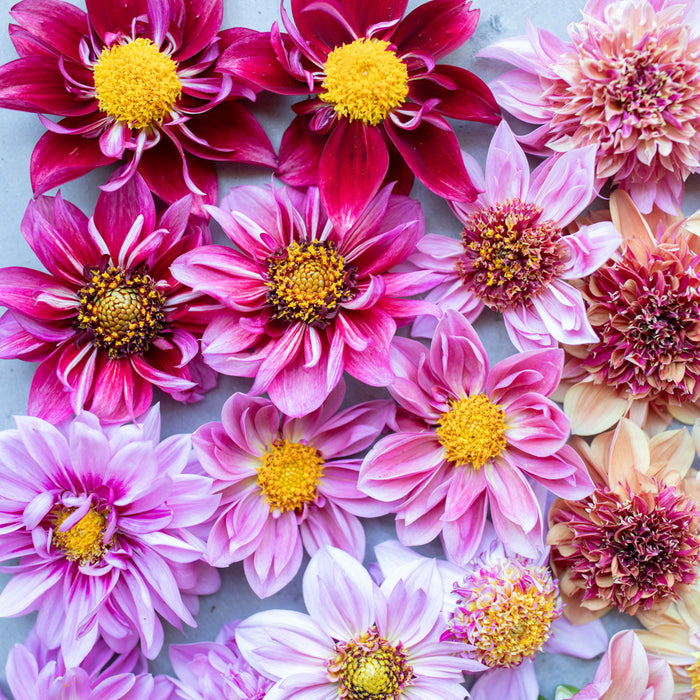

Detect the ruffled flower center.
[
  {"left": 458, "top": 199, "right": 567, "bottom": 311},
  {"left": 93, "top": 38, "right": 182, "bottom": 128},
  {"left": 687, "top": 656, "right": 700, "bottom": 699},
  {"left": 257, "top": 439, "right": 324, "bottom": 513},
  {"left": 436, "top": 394, "right": 507, "bottom": 468},
  {"left": 266, "top": 240, "right": 356, "bottom": 327},
  {"left": 52, "top": 507, "right": 110, "bottom": 565},
  {"left": 320, "top": 38, "right": 409, "bottom": 125},
  {"left": 442, "top": 558, "right": 561, "bottom": 668},
  {"left": 77, "top": 265, "right": 166, "bottom": 358},
  {"left": 327, "top": 626, "right": 413, "bottom": 699}
]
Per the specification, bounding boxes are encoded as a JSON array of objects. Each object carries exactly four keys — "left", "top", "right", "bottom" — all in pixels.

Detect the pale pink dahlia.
[
  {"left": 3, "top": 632, "right": 174, "bottom": 700},
  {"left": 192, "top": 384, "right": 395, "bottom": 597},
  {"left": 359, "top": 310, "right": 594, "bottom": 565},
  {"left": 0, "top": 173, "right": 220, "bottom": 424},
  {"left": 410, "top": 121, "right": 621, "bottom": 351},
  {"left": 172, "top": 183, "right": 436, "bottom": 417},
  {"left": 480, "top": 0, "right": 700, "bottom": 213},
  {"left": 218, "top": 0, "right": 499, "bottom": 231},
  {"left": 0, "top": 406, "right": 220, "bottom": 666},
  {"left": 235, "top": 546, "right": 469, "bottom": 700},
  {"left": 0, "top": 0, "right": 276, "bottom": 215},
  {"left": 169, "top": 621, "right": 273, "bottom": 700}
]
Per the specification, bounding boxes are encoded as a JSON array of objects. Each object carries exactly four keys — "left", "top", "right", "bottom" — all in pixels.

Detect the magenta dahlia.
[
  {"left": 480, "top": 0, "right": 700, "bottom": 213},
  {"left": 171, "top": 182, "right": 437, "bottom": 417},
  {"left": 0, "top": 173, "right": 220, "bottom": 424},
  {"left": 0, "top": 405, "right": 220, "bottom": 666},
  {"left": 0, "top": 0, "right": 276, "bottom": 215},
  {"left": 359, "top": 310, "right": 594, "bottom": 564},
  {"left": 218, "top": 0, "right": 500, "bottom": 231},
  {"left": 192, "top": 384, "right": 396, "bottom": 597}
]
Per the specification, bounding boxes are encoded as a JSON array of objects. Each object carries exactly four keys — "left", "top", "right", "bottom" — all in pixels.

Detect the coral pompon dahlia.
[
  {"left": 481, "top": 0, "right": 700, "bottom": 213},
  {"left": 561, "top": 190, "right": 700, "bottom": 435},
  {"left": 219, "top": 0, "right": 499, "bottom": 231},
  {"left": 192, "top": 385, "right": 396, "bottom": 597},
  {"left": 0, "top": 0, "right": 276, "bottom": 214},
  {"left": 0, "top": 173, "right": 220, "bottom": 424},
  {"left": 548, "top": 419, "right": 700, "bottom": 621},
  {"left": 172, "top": 183, "right": 437, "bottom": 417},
  {"left": 0, "top": 406, "right": 220, "bottom": 666},
  {"left": 359, "top": 310, "right": 593, "bottom": 565}
]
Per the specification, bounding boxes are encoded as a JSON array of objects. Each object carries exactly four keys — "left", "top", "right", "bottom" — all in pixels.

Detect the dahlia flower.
[
  {"left": 235, "top": 546, "right": 469, "bottom": 700},
  {"left": 169, "top": 621, "right": 273, "bottom": 700},
  {"left": 171, "top": 182, "right": 437, "bottom": 417},
  {"left": 0, "top": 406, "right": 220, "bottom": 666},
  {"left": 561, "top": 190, "right": 700, "bottom": 435},
  {"left": 374, "top": 536, "right": 608, "bottom": 700},
  {"left": 0, "top": 0, "right": 276, "bottom": 215},
  {"left": 218, "top": 0, "right": 499, "bottom": 231},
  {"left": 359, "top": 310, "right": 593, "bottom": 564},
  {"left": 410, "top": 121, "right": 621, "bottom": 351},
  {"left": 0, "top": 173, "right": 220, "bottom": 424},
  {"left": 548, "top": 418, "right": 700, "bottom": 622},
  {"left": 3, "top": 631, "right": 173, "bottom": 700},
  {"left": 480, "top": 0, "right": 700, "bottom": 214},
  {"left": 192, "top": 385, "right": 395, "bottom": 597}
]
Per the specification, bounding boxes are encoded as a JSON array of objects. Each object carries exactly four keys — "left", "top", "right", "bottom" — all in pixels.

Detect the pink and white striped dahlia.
[
  {"left": 0, "top": 173, "right": 220, "bottom": 424},
  {"left": 359, "top": 310, "right": 594, "bottom": 564},
  {"left": 0, "top": 406, "right": 220, "bottom": 666},
  {"left": 192, "top": 385, "right": 396, "bottom": 597},
  {"left": 235, "top": 546, "right": 469, "bottom": 700},
  {"left": 480, "top": 0, "right": 700, "bottom": 214},
  {"left": 218, "top": 0, "right": 499, "bottom": 231},
  {"left": 171, "top": 182, "right": 437, "bottom": 417},
  {"left": 4, "top": 632, "right": 174, "bottom": 700},
  {"left": 169, "top": 621, "right": 273, "bottom": 700},
  {"left": 410, "top": 121, "right": 621, "bottom": 351},
  {"left": 0, "top": 0, "right": 276, "bottom": 215}
]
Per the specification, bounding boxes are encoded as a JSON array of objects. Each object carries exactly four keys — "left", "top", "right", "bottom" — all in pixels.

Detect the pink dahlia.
[
  {"left": 561, "top": 190, "right": 700, "bottom": 435},
  {"left": 0, "top": 173, "right": 220, "bottom": 424},
  {"left": 235, "top": 546, "right": 469, "bottom": 699},
  {"left": 359, "top": 310, "right": 594, "bottom": 564},
  {"left": 0, "top": 0, "right": 276, "bottom": 215},
  {"left": 218, "top": 0, "right": 499, "bottom": 231},
  {"left": 410, "top": 121, "right": 621, "bottom": 351},
  {"left": 480, "top": 0, "right": 700, "bottom": 214},
  {"left": 3, "top": 631, "right": 174, "bottom": 700},
  {"left": 171, "top": 182, "right": 437, "bottom": 417},
  {"left": 192, "top": 384, "right": 395, "bottom": 597},
  {"left": 0, "top": 406, "right": 220, "bottom": 666},
  {"left": 169, "top": 621, "right": 273, "bottom": 700}
]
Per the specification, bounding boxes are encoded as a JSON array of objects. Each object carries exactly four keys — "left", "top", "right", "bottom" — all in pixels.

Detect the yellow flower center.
[
  {"left": 93, "top": 38, "right": 182, "bottom": 128},
  {"left": 328, "top": 627, "right": 413, "bottom": 699},
  {"left": 257, "top": 439, "right": 324, "bottom": 513},
  {"left": 436, "top": 394, "right": 507, "bottom": 468},
  {"left": 52, "top": 507, "right": 109, "bottom": 565},
  {"left": 77, "top": 265, "right": 166, "bottom": 358},
  {"left": 687, "top": 655, "right": 700, "bottom": 700},
  {"left": 320, "top": 38, "right": 408, "bottom": 125},
  {"left": 266, "top": 241, "right": 355, "bottom": 327}
]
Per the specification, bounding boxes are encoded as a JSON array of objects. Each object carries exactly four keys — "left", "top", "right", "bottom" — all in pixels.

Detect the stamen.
[{"left": 52, "top": 507, "right": 110, "bottom": 565}]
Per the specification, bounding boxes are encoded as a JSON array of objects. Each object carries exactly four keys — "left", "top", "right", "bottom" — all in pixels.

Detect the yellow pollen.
[
  {"left": 320, "top": 38, "right": 408, "bottom": 125},
  {"left": 266, "top": 241, "right": 353, "bottom": 326},
  {"left": 257, "top": 439, "right": 324, "bottom": 513},
  {"left": 688, "top": 656, "right": 700, "bottom": 700},
  {"left": 436, "top": 394, "right": 507, "bottom": 468},
  {"left": 93, "top": 38, "right": 182, "bottom": 128},
  {"left": 52, "top": 507, "right": 109, "bottom": 565}
]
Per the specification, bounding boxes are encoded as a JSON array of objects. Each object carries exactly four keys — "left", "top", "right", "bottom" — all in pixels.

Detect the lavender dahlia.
[
  {"left": 0, "top": 0, "right": 276, "bottom": 215},
  {"left": 172, "top": 183, "right": 437, "bottom": 417},
  {"left": 0, "top": 174, "right": 220, "bottom": 424},
  {"left": 0, "top": 406, "right": 220, "bottom": 666},
  {"left": 192, "top": 385, "right": 395, "bottom": 597},
  {"left": 235, "top": 546, "right": 468, "bottom": 700}
]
